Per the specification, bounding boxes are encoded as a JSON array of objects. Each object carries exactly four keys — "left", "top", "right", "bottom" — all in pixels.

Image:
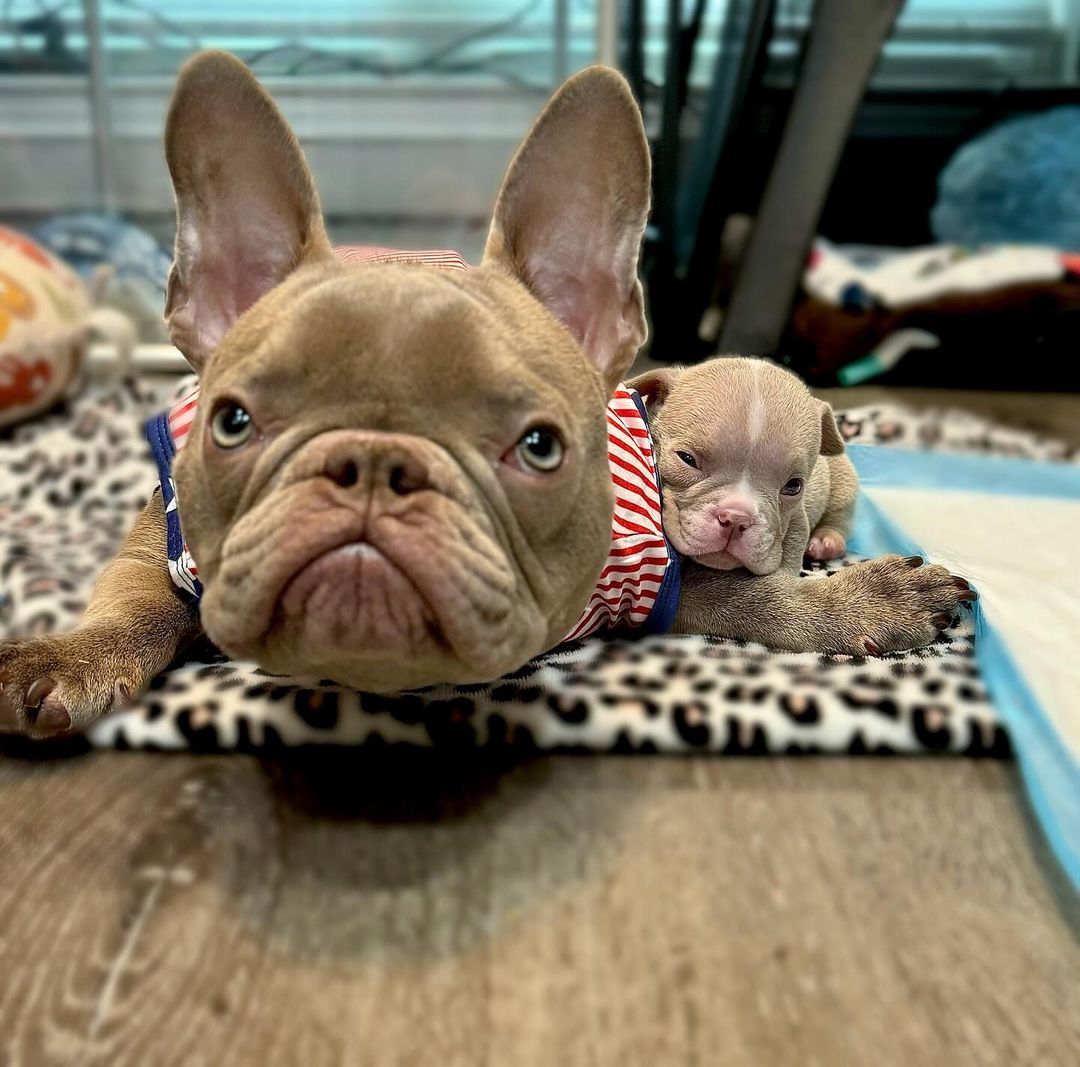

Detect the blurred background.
[{"left": 2, "top": 0, "right": 1079, "bottom": 395}]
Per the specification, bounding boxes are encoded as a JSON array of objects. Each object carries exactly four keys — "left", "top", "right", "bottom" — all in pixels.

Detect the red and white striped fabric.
[
  {"left": 561, "top": 386, "right": 670, "bottom": 640},
  {"left": 167, "top": 387, "right": 199, "bottom": 450},
  {"left": 153, "top": 245, "right": 674, "bottom": 641}
]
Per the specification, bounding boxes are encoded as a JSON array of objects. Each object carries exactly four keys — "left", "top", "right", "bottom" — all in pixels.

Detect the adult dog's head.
[{"left": 166, "top": 52, "right": 651, "bottom": 690}]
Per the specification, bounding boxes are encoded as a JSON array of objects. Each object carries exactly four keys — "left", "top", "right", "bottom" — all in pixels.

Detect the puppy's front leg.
[
  {"left": 0, "top": 493, "right": 201, "bottom": 737},
  {"left": 674, "top": 555, "right": 975, "bottom": 656},
  {"left": 779, "top": 509, "right": 811, "bottom": 574},
  {"left": 807, "top": 453, "right": 858, "bottom": 562}
]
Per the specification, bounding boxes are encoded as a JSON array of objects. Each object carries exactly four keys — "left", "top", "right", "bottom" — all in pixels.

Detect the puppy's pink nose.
[{"left": 715, "top": 508, "right": 755, "bottom": 534}]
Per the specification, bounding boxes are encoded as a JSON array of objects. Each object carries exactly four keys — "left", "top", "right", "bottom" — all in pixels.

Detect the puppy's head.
[
  {"left": 165, "top": 52, "right": 650, "bottom": 691},
  {"left": 630, "top": 358, "right": 844, "bottom": 575}
]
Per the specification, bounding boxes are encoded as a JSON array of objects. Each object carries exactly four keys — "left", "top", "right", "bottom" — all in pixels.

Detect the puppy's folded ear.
[
  {"left": 819, "top": 402, "right": 846, "bottom": 456},
  {"left": 482, "top": 66, "right": 651, "bottom": 395},
  {"left": 626, "top": 367, "right": 682, "bottom": 413},
  {"left": 164, "top": 50, "right": 334, "bottom": 371}
]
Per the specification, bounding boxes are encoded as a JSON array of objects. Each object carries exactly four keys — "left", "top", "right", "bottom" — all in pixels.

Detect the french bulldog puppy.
[
  {"left": 0, "top": 52, "right": 973, "bottom": 738},
  {"left": 629, "top": 358, "right": 857, "bottom": 575}
]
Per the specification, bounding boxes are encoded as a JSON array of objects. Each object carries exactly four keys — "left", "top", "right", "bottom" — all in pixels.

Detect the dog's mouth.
[
  {"left": 201, "top": 489, "right": 530, "bottom": 689},
  {"left": 690, "top": 547, "right": 745, "bottom": 571},
  {"left": 276, "top": 537, "right": 444, "bottom": 652},
  {"left": 667, "top": 503, "right": 781, "bottom": 575},
  {"left": 690, "top": 541, "right": 781, "bottom": 575},
  {"left": 668, "top": 514, "right": 746, "bottom": 571}
]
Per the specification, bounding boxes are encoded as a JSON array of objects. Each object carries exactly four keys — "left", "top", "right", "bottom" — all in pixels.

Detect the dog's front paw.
[
  {"left": 0, "top": 632, "right": 144, "bottom": 739},
  {"left": 806, "top": 526, "right": 847, "bottom": 561},
  {"left": 827, "top": 554, "right": 977, "bottom": 656}
]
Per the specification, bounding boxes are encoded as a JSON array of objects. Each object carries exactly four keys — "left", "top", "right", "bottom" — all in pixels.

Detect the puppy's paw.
[
  {"left": 0, "top": 632, "right": 144, "bottom": 739},
  {"left": 827, "top": 554, "right": 977, "bottom": 656},
  {"left": 806, "top": 526, "right": 847, "bottom": 561}
]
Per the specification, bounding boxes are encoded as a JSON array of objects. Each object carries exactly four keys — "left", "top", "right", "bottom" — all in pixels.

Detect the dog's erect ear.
[
  {"left": 819, "top": 402, "right": 846, "bottom": 456},
  {"left": 163, "top": 50, "right": 333, "bottom": 371},
  {"left": 482, "top": 66, "right": 651, "bottom": 394},
  {"left": 626, "top": 367, "right": 682, "bottom": 414}
]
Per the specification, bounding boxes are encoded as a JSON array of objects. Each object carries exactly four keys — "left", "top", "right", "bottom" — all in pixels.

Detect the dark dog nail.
[
  {"left": 952, "top": 577, "right": 971, "bottom": 590},
  {"left": 957, "top": 589, "right": 978, "bottom": 602},
  {"left": 932, "top": 613, "right": 951, "bottom": 628},
  {"left": 904, "top": 555, "right": 924, "bottom": 568},
  {"left": 862, "top": 638, "right": 881, "bottom": 655},
  {"left": 24, "top": 676, "right": 57, "bottom": 709}
]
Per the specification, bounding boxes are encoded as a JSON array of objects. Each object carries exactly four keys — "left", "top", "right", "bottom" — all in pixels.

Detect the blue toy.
[
  {"left": 32, "top": 214, "right": 172, "bottom": 341},
  {"left": 932, "top": 107, "right": 1080, "bottom": 249}
]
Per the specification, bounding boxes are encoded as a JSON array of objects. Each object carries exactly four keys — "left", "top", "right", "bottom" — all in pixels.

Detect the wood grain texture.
[{"left": 0, "top": 751, "right": 1077, "bottom": 1067}]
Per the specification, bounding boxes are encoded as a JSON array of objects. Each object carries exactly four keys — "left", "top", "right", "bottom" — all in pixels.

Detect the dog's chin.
[
  {"left": 208, "top": 540, "right": 531, "bottom": 692},
  {"left": 687, "top": 546, "right": 780, "bottom": 576},
  {"left": 690, "top": 549, "right": 745, "bottom": 571},
  {"left": 284, "top": 540, "right": 437, "bottom": 645}
]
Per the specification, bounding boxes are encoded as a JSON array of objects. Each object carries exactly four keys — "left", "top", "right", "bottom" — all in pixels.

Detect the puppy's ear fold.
[
  {"left": 626, "top": 367, "right": 681, "bottom": 413},
  {"left": 164, "top": 50, "right": 334, "bottom": 371},
  {"left": 482, "top": 66, "right": 651, "bottom": 395},
  {"left": 819, "top": 402, "right": 846, "bottom": 456}
]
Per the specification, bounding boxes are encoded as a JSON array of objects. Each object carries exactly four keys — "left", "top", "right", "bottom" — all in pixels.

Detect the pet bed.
[{"left": 1, "top": 377, "right": 1078, "bottom": 888}]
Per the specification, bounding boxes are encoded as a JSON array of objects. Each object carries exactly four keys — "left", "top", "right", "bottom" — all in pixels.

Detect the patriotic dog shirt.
[{"left": 145, "top": 247, "right": 681, "bottom": 641}]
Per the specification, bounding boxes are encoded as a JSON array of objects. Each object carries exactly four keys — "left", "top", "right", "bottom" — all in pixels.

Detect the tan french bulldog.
[
  {"left": 0, "top": 52, "right": 973, "bottom": 738},
  {"left": 629, "top": 357, "right": 857, "bottom": 575}
]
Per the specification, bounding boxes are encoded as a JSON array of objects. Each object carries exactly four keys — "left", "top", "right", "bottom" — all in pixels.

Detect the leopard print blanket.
[{"left": 2, "top": 377, "right": 1073, "bottom": 754}]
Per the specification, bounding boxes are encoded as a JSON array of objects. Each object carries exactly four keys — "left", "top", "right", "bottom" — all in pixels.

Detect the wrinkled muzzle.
[
  {"left": 190, "top": 430, "right": 546, "bottom": 691},
  {"left": 666, "top": 488, "right": 783, "bottom": 575}
]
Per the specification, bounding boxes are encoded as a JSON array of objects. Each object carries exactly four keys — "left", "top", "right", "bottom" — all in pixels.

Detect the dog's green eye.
[
  {"left": 211, "top": 402, "right": 254, "bottom": 449},
  {"left": 781, "top": 477, "right": 804, "bottom": 497},
  {"left": 675, "top": 450, "right": 698, "bottom": 470},
  {"left": 516, "top": 427, "right": 564, "bottom": 473}
]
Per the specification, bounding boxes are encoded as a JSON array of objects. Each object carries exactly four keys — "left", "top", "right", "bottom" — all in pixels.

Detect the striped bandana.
[{"left": 145, "top": 246, "right": 681, "bottom": 642}]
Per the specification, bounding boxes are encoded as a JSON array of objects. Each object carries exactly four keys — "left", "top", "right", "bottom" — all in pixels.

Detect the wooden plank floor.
[{"left": 0, "top": 751, "right": 1077, "bottom": 1066}]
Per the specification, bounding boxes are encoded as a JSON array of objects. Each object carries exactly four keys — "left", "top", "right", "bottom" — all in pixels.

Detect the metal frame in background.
[
  {"left": 638, "top": 0, "right": 905, "bottom": 363},
  {"left": 629, "top": 0, "right": 777, "bottom": 362},
  {"left": 597, "top": 0, "right": 620, "bottom": 66},
  {"left": 718, "top": 0, "right": 905, "bottom": 356},
  {"left": 82, "top": 0, "right": 116, "bottom": 214}
]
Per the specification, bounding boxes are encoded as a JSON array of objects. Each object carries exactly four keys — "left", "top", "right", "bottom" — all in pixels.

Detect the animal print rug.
[{"left": 1, "top": 376, "right": 1072, "bottom": 754}]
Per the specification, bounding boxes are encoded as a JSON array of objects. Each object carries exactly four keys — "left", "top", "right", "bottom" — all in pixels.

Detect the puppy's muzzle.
[{"left": 715, "top": 506, "right": 756, "bottom": 539}]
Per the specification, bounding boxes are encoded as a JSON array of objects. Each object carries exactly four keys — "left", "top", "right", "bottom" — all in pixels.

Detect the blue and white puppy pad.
[{"left": 850, "top": 444, "right": 1080, "bottom": 891}]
